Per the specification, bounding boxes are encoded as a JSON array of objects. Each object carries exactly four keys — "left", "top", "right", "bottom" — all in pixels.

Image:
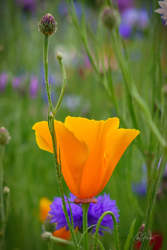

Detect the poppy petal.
[
  {"left": 65, "top": 117, "right": 119, "bottom": 198},
  {"left": 32, "top": 121, "right": 53, "bottom": 153},
  {"left": 54, "top": 120, "right": 89, "bottom": 198},
  {"left": 95, "top": 128, "right": 140, "bottom": 195},
  {"left": 33, "top": 120, "right": 89, "bottom": 197}
]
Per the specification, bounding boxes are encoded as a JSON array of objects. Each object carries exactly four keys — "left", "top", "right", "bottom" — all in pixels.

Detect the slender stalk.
[
  {"left": 82, "top": 203, "right": 90, "bottom": 250},
  {"left": 49, "top": 235, "right": 74, "bottom": 245},
  {"left": 53, "top": 55, "right": 66, "bottom": 115},
  {"left": 43, "top": 232, "right": 74, "bottom": 246},
  {"left": 43, "top": 35, "right": 53, "bottom": 112},
  {"left": 93, "top": 211, "right": 120, "bottom": 250},
  {"left": 43, "top": 34, "right": 78, "bottom": 249}
]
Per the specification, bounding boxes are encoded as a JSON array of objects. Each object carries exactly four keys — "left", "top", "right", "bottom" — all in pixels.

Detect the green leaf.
[{"left": 124, "top": 218, "right": 136, "bottom": 250}]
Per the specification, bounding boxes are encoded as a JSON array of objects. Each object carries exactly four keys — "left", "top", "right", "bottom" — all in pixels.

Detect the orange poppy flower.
[
  {"left": 39, "top": 197, "right": 71, "bottom": 240},
  {"left": 33, "top": 117, "right": 140, "bottom": 199}
]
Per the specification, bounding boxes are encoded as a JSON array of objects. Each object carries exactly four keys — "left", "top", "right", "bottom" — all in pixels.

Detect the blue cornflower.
[
  {"left": 88, "top": 194, "right": 119, "bottom": 235},
  {"left": 49, "top": 193, "right": 119, "bottom": 235},
  {"left": 49, "top": 193, "right": 82, "bottom": 230},
  {"left": 119, "top": 8, "right": 149, "bottom": 39}
]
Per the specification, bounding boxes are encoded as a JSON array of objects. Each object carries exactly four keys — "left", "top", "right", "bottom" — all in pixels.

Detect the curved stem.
[
  {"left": 78, "top": 224, "right": 96, "bottom": 249},
  {"left": 93, "top": 211, "right": 120, "bottom": 250},
  {"left": 82, "top": 203, "right": 90, "bottom": 250}
]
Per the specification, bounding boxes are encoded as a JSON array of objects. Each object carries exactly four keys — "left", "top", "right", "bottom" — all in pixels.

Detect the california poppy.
[{"left": 33, "top": 117, "right": 139, "bottom": 199}]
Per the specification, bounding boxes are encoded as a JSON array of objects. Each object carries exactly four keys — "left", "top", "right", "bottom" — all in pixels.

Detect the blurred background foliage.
[{"left": 0, "top": 0, "right": 167, "bottom": 249}]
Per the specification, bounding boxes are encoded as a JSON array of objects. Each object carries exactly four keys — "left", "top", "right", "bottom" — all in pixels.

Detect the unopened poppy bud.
[
  {"left": 56, "top": 52, "right": 63, "bottom": 61},
  {"left": 38, "top": 13, "right": 57, "bottom": 36},
  {"left": 3, "top": 186, "right": 10, "bottom": 194},
  {"left": 0, "top": 127, "right": 11, "bottom": 146},
  {"left": 102, "top": 7, "right": 119, "bottom": 30},
  {"left": 43, "top": 214, "right": 56, "bottom": 233}
]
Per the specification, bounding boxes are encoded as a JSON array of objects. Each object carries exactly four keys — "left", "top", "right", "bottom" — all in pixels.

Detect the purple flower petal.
[{"left": 49, "top": 193, "right": 119, "bottom": 235}]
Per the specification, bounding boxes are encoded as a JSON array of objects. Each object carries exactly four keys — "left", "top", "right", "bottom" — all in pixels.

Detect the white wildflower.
[{"left": 155, "top": 0, "right": 167, "bottom": 25}]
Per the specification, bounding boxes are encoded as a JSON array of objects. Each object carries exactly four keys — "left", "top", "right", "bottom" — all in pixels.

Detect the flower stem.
[
  {"left": 93, "top": 211, "right": 120, "bottom": 250},
  {"left": 82, "top": 203, "right": 90, "bottom": 250},
  {"left": 53, "top": 55, "right": 66, "bottom": 116},
  {"left": 43, "top": 33, "right": 78, "bottom": 249},
  {"left": 43, "top": 35, "right": 53, "bottom": 112},
  {"left": 43, "top": 232, "right": 74, "bottom": 246}
]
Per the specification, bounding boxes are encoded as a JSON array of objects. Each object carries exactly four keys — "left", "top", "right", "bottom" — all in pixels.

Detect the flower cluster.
[{"left": 49, "top": 193, "right": 119, "bottom": 235}]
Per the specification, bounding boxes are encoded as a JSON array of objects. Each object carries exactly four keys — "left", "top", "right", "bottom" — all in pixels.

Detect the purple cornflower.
[
  {"left": 119, "top": 8, "right": 149, "bottom": 38},
  {"left": 0, "top": 72, "right": 8, "bottom": 92},
  {"left": 88, "top": 194, "right": 119, "bottom": 235},
  {"left": 49, "top": 193, "right": 119, "bottom": 235},
  {"left": 49, "top": 193, "right": 82, "bottom": 231},
  {"left": 29, "top": 76, "right": 38, "bottom": 98}
]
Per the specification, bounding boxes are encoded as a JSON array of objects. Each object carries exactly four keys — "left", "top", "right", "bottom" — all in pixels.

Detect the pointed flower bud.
[
  {"left": 38, "top": 13, "right": 57, "bottom": 36},
  {"left": 102, "top": 7, "right": 120, "bottom": 30},
  {"left": 56, "top": 52, "right": 63, "bottom": 61},
  {"left": 0, "top": 127, "right": 11, "bottom": 146}
]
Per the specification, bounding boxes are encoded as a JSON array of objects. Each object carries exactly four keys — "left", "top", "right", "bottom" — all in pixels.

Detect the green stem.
[
  {"left": 50, "top": 118, "right": 78, "bottom": 249},
  {"left": 43, "top": 34, "right": 78, "bottom": 249},
  {"left": 93, "top": 212, "right": 120, "bottom": 250},
  {"left": 43, "top": 35, "right": 53, "bottom": 112},
  {"left": 53, "top": 56, "right": 66, "bottom": 116},
  {"left": 44, "top": 232, "right": 74, "bottom": 246},
  {"left": 82, "top": 203, "right": 90, "bottom": 250}
]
